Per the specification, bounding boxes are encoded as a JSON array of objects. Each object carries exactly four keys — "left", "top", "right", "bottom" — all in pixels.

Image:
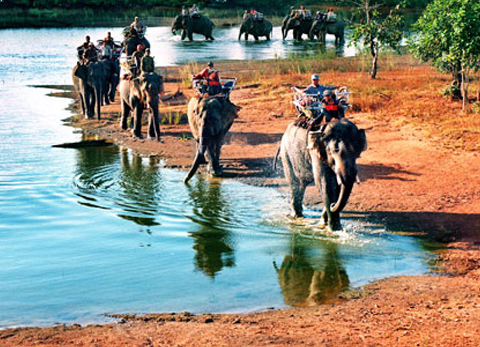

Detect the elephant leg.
[
  {"left": 120, "top": 100, "right": 131, "bottom": 130},
  {"left": 254, "top": 35, "right": 259, "bottom": 41},
  {"left": 95, "top": 88, "right": 102, "bottom": 120},
  {"left": 132, "top": 105, "right": 144, "bottom": 138},
  {"left": 79, "top": 93, "right": 86, "bottom": 116},
  {"left": 210, "top": 139, "right": 223, "bottom": 176},
  {"left": 188, "top": 32, "right": 193, "bottom": 41},
  {"left": 291, "top": 182, "right": 306, "bottom": 218},
  {"left": 181, "top": 30, "right": 187, "bottom": 40},
  {"left": 148, "top": 109, "right": 161, "bottom": 141},
  {"left": 245, "top": 32, "right": 248, "bottom": 41}
]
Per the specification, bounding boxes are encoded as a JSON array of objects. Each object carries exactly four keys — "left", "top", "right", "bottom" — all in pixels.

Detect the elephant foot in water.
[{"left": 210, "top": 166, "right": 224, "bottom": 177}]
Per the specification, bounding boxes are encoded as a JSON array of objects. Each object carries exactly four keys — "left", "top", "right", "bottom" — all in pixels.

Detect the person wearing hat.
[
  {"left": 100, "top": 39, "right": 113, "bottom": 60},
  {"left": 193, "top": 61, "right": 221, "bottom": 96},
  {"left": 82, "top": 42, "right": 98, "bottom": 64},
  {"left": 304, "top": 73, "right": 336, "bottom": 95},
  {"left": 141, "top": 48, "right": 155, "bottom": 74}
]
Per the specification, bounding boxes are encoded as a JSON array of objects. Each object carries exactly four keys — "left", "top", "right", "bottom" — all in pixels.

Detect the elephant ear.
[
  {"left": 132, "top": 78, "right": 144, "bottom": 102},
  {"left": 355, "top": 129, "right": 367, "bottom": 156},
  {"left": 307, "top": 130, "right": 328, "bottom": 161},
  {"left": 74, "top": 64, "right": 87, "bottom": 80}
]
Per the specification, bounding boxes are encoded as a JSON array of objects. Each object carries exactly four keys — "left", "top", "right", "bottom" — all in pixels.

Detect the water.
[{"left": 0, "top": 27, "right": 433, "bottom": 329}]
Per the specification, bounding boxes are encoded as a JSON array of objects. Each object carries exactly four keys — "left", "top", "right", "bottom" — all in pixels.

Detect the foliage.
[
  {"left": 349, "top": 0, "right": 405, "bottom": 79},
  {"left": 410, "top": 0, "right": 480, "bottom": 109}
]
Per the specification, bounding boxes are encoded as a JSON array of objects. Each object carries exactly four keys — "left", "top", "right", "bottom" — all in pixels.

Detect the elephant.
[
  {"left": 309, "top": 19, "right": 346, "bottom": 45},
  {"left": 281, "top": 12, "right": 292, "bottom": 41},
  {"left": 183, "top": 97, "right": 240, "bottom": 183},
  {"left": 100, "top": 58, "right": 120, "bottom": 105},
  {"left": 280, "top": 119, "right": 367, "bottom": 230},
  {"left": 119, "top": 72, "right": 164, "bottom": 140},
  {"left": 72, "top": 62, "right": 105, "bottom": 120},
  {"left": 238, "top": 14, "right": 272, "bottom": 41},
  {"left": 123, "top": 35, "right": 150, "bottom": 57},
  {"left": 283, "top": 16, "right": 314, "bottom": 41},
  {"left": 171, "top": 14, "right": 215, "bottom": 41}
]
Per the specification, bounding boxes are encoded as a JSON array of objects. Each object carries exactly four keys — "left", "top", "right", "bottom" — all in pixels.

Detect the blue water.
[{"left": 0, "top": 27, "right": 432, "bottom": 329}]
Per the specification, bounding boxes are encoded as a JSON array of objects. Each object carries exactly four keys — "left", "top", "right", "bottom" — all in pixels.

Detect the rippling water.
[{"left": 0, "top": 27, "right": 434, "bottom": 329}]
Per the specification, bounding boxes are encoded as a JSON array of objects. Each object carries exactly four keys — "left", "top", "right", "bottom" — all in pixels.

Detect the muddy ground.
[{"left": 2, "top": 62, "right": 480, "bottom": 346}]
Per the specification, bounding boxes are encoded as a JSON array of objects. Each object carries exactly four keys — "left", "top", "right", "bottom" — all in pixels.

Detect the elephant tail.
[{"left": 272, "top": 146, "right": 281, "bottom": 172}]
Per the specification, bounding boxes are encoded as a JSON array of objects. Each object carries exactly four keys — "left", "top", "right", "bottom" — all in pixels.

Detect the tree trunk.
[
  {"left": 461, "top": 68, "right": 469, "bottom": 111},
  {"left": 370, "top": 41, "right": 378, "bottom": 79}
]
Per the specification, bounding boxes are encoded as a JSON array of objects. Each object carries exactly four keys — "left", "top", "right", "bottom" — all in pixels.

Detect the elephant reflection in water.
[
  {"left": 74, "top": 143, "right": 162, "bottom": 227},
  {"left": 186, "top": 177, "right": 235, "bottom": 278},
  {"left": 274, "top": 234, "right": 349, "bottom": 306},
  {"left": 117, "top": 149, "right": 163, "bottom": 226}
]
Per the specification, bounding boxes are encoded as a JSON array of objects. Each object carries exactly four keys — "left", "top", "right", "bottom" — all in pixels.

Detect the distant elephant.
[
  {"left": 184, "top": 97, "right": 240, "bottom": 183},
  {"left": 100, "top": 58, "right": 120, "bottom": 105},
  {"left": 283, "top": 16, "right": 313, "bottom": 41},
  {"left": 309, "top": 19, "right": 346, "bottom": 45},
  {"left": 171, "top": 14, "right": 215, "bottom": 41},
  {"left": 238, "top": 14, "right": 272, "bottom": 41},
  {"left": 119, "top": 72, "right": 164, "bottom": 140},
  {"left": 280, "top": 119, "right": 367, "bottom": 230},
  {"left": 72, "top": 62, "right": 105, "bottom": 120},
  {"left": 281, "top": 12, "right": 292, "bottom": 41}
]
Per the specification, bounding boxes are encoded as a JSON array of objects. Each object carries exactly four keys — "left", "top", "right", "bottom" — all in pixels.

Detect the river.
[{"left": 0, "top": 27, "right": 434, "bottom": 329}]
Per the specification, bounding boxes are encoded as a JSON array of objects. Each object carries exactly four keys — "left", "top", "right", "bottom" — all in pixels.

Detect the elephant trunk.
[
  {"left": 330, "top": 179, "right": 354, "bottom": 213},
  {"left": 184, "top": 138, "right": 208, "bottom": 183}
]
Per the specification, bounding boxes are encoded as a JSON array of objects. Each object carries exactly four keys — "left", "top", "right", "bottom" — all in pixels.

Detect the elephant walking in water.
[
  {"left": 184, "top": 97, "right": 240, "bottom": 183},
  {"left": 283, "top": 16, "right": 313, "bottom": 41},
  {"left": 72, "top": 62, "right": 105, "bottom": 120},
  {"left": 119, "top": 72, "right": 164, "bottom": 140},
  {"left": 238, "top": 14, "right": 272, "bottom": 41},
  {"left": 171, "top": 14, "right": 215, "bottom": 41},
  {"left": 309, "top": 19, "right": 346, "bottom": 45},
  {"left": 280, "top": 119, "right": 367, "bottom": 230}
]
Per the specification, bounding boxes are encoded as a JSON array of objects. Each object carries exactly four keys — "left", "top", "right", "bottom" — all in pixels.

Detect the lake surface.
[{"left": 0, "top": 27, "right": 434, "bottom": 329}]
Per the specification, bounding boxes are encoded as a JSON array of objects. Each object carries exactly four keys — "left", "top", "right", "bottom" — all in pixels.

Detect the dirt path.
[{"left": 2, "top": 63, "right": 480, "bottom": 346}]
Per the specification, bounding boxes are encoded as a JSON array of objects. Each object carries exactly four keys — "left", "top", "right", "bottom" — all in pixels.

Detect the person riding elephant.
[
  {"left": 72, "top": 61, "right": 105, "bottom": 120},
  {"left": 183, "top": 97, "right": 241, "bottom": 183},
  {"left": 122, "top": 21, "right": 150, "bottom": 57},
  {"left": 119, "top": 72, "right": 164, "bottom": 141},
  {"left": 140, "top": 48, "right": 155, "bottom": 74},
  {"left": 171, "top": 13, "right": 215, "bottom": 41},
  {"left": 283, "top": 15, "right": 313, "bottom": 40},
  {"left": 238, "top": 13, "right": 272, "bottom": 41},
  {"left": 193, "top": 61, "right": 222, "bottom": 97},
  {"left": 309, "top": 18, "right": 345, "bottom": 45},
  {"left": 280, "top": 118, "right": 367, "bottom": 230}
]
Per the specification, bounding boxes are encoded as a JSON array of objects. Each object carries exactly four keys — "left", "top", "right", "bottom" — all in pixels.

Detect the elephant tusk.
[
  {"left": 337, "top": 174, "right": 342, "bottom": 186},
  {"left": 356, "top": 175, "right": 361, "bottom": 184}
]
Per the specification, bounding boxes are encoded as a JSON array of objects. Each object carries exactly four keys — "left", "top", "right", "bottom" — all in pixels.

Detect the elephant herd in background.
[{"left": 170, "top": 12, "right": 345, "bottom": 43}]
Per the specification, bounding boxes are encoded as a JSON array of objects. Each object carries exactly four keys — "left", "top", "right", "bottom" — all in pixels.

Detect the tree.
[
  {"left": 350, "top": 0, "right": 404, "bottom": 79},
  {"left": 411, "top": 0, "right": 480, "bottom": 110}
]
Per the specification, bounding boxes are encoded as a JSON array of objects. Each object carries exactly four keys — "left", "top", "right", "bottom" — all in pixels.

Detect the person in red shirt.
[{"left": 193, "top": 61, "right": 221, "bottom": 96}]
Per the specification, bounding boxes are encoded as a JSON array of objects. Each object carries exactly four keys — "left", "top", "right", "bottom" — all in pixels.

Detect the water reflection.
[
  {"left": 73, "top": 144, "right": 164, "bottom": 226},
  {"left": 186, "top": 178, "right": 236, "bottom": 278},
  {"left": 274, "top": 234, "right": 349, "bottom": 306}
]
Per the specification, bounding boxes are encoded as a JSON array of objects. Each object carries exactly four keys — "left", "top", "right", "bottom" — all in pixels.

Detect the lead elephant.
[
  {"left": 280, "top": 119, "right": 367, "bottom": 230},
  {"left": 309, "top": 19, "right": 346, "bottom": 45},
  {"left": 283, "top": 16, "right": 314, "bottom": 41},
  {"left": 184, "top": 97, "right": 240, "bottom": 183},
  {"left": 119, "top": 72, "right": 164, "bottom": 140},
  {"left": 171, "top": 14, "right": 215, "bottom": 41},
  {"left": 238, "top": 14, "right": 272, "bottom": 41},
  {"left": 72, "top": 62, "right": 105, "bottom": 120}
]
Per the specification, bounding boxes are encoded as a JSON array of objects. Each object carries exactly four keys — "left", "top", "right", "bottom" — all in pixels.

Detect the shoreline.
[{"left": 2, "top": 56, "right": 480, "bottom": 345}]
